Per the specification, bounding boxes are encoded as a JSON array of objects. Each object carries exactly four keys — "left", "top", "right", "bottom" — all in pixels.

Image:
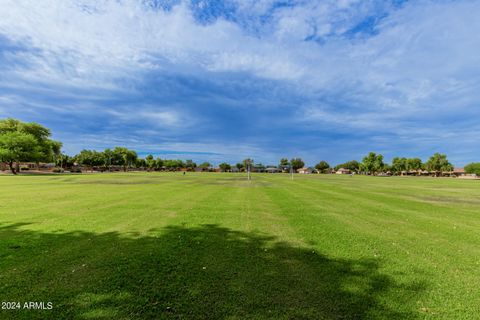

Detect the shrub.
[{"left": 464, "top": 163, "right": 480, "bottom": 175}]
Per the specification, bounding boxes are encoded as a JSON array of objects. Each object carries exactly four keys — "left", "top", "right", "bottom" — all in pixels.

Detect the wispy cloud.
[{"left": 107, "top": 108, "right": 186, "bottom": 127}]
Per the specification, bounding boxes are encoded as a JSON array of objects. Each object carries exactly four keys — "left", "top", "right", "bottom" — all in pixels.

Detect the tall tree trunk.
[
  {"left": 9, "top": 161, "right": 16, "bottom": 175},
  {"left": 15, "top": 162, "right": 20, "bottom": 173}
]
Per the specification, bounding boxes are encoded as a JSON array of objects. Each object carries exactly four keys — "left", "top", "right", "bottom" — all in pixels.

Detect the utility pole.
[
  {"left": 247, "top": 163, "right": 251, "bottom": 181},
  {"left": 290, "top": 164, "right": 294, "bottom": 180}
]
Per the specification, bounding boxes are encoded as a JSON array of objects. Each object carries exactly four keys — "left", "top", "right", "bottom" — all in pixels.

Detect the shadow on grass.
[{"left": 0, "top": 223, "right": 423, "bottom": 319}]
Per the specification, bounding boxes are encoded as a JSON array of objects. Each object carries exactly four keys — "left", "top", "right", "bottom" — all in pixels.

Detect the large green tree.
[
  {"left": 290, "top": 158, "right": 305, "bottom": 170},
  {"left": 0, "top": 132, "right": 40, "bottom": 174},
  {"left": 112, "top": 147, "right": 137, "bottom": 172},
  {"left": 219, "top": 162, "right": 231, "bottom": 172},
  {"left": 406, "top": 158, "right": 423, "bottom": 171},
  {"left": 102, "top": 148, "right": 114, "bottom": 171},
  {"left": 315, "top": 160, "right": 330, "bottom": 173},
  {"left": 0, "top": 118, "right": 61, "bottom": 174},
  {"left": 278, "top": 158, "right": 290, "bottom": 171},
  {"left": 145, "top": 155, "right": 155, "bottom": 171},
  {"left": 425, "top": 153, "right": 453, "bottom": 176},
  {"left": 361, "top": 152, "right": 384, "bottom": 175},
  {"left": 198, "top": 162, "right": 211, "bottom": 171},
  {"left": 391, "top": 157, "right": 407, "bottom": 174},
  {"left": 279, "top": 158, "right": 289, "bottom": 166}
]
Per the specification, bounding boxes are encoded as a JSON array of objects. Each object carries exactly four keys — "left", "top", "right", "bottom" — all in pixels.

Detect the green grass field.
[{"left": 0, "top": 173, "right": 479, "bottom": 319}]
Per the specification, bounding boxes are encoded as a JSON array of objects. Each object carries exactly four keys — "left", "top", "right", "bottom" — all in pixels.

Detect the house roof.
[{"left": 453, "top": 168, "right": 465, "bottom": 173}]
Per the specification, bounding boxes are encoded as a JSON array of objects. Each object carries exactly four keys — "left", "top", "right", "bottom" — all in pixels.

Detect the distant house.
[
  {"left": 325, "top": 168, "right": 336, "bottom": 174},
  {"left": 378, "top": 171, "right": 392, "bottom": 176},
  {"left": 265, "top": 167, "right": 281, "bottom": 173},
  {"left": 252, "top": 165, "right": 266, "bottom": 173},
  {"left": 441, "top": 170, "right": 454, "bottom": 177},
  {"left": 230, "top": 167, "right": 240, "bottom": 173},
  {"left": 336, "top": 168, "right": 351, "bottom": 175},
  {"left": 401, "top": 169, "right": 424, "bottom": 176},
  {"left": 297, "top": 167, "right": 314, "bottom": 174},
  {"left": 451, "top": 168, "right": 478, "bottom": 179}
]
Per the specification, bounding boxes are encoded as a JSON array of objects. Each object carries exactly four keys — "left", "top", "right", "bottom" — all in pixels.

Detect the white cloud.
[
  {"left": 0, "top": 0, "right": 308, "bottom": 86},
  {"left": 1, "top": 0, "right": 478, "bottom": 98},
  {"left": 106, "top": 106, "right": 192, "bottom": 128}
]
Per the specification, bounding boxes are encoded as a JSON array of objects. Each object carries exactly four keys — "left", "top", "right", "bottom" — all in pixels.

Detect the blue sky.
[{"left": 0, "top": 0, "right": 479, "bottom": 167}]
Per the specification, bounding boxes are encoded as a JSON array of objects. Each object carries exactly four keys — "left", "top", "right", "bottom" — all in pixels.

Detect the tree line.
[
  {"left": 277, "top": 152, "right": 459, "bottom": 176},
  {"left": 318, "top": 152, "right": 457, "bottom": 176},
  {"left": 66, "top": 149, "right": 211, "bottom": 172},
  {"left": 1, "top": 118, "right": 479, "bottom": 176},
  {"left": 64, "top": 151, "right": 466, "bottom": 176}
]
